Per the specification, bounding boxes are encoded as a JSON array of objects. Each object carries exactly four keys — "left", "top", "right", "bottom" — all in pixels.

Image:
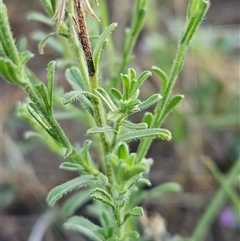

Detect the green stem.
[
  {"left": 91, "top": 91, "right": 110, "bottom": 158},
  {"left": 191, "top": 159, "right": 240, "bottom": 241},
  {"left": 88, "top": 75, "right": 110, "bottom": 172},
  {"left": 67, "top": 0, "right": 110, "bottom": 171},
  {"left": 111, "top": 120, "right": 122, "bottom": 149},
  {"left": 136, "top": 44, "right": 187, "bottom": 162},
  {"left": 136, "top": 0, "right": 209, "bottom": 163},
  {"left": 25, "top": 81, "right": 99, "bottom": 176},
  {"left": 88, "top": 72, "right": 111, "bottom": 169},
  {"left": 24, "top": 83, "right": 72, "bottom": 148}
]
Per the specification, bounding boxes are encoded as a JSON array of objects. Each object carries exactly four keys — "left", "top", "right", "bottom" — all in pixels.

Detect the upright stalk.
[
  {"left": 137, "top": 0, "right": 210, "bottom": 162},
  {"left": 137, "top": 44, "right": 187, "bottom": 162}
]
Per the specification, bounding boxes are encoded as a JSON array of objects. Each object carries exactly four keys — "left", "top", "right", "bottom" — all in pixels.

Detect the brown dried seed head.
[{"left": 72, "top": 0, "right": 95, "bottom": 76}]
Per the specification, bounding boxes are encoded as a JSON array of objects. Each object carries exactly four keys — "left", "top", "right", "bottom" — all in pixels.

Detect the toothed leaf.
[
  {"left": 130, "top": 70, "right": 152, "bottom": 97},
  {"left": 47, "top": 175, "right": 94, "bottom": 206},
  {"left": 87, "top": 126, "right": 113, "bottom": 135},
  {"left": 90, "top": 188, "right": 114, "bottom": 208},
  {"left": 117, "top": 128, "right": 172, "bottom": 143},
  {"left": 138, "top": 94, "right": 162, "bottom": 111}
]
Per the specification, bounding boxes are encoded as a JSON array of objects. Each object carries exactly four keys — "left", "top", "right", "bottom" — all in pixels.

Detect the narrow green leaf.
[
  {"left": 0, "top": 58, "right": 22, "bottom": 84},
  {"left": 107, "top": 110, "right": 126, "bottom": 122},
  {"left": 137, "top": 177, "right": 152, "bottom": 187},
  {"left": 110, "top": 88, "right": 123, "bottom": 102},
  {"left": 129, "top": 206, "right": 143, "bottom": 217},
  {"left": 94, "top": 228, "right": 108, "bottom": 240},
  {"left": 47, "top": 60, "right": 56, "bottom": 113},
  {"left": 64, "top": 216, "right": 102, "bottom": 241},
  {"left": 125, "top": 99, "right": 141, "bottom": 111},
  {"left": 79, "top": 140, "right": 94, "bottom": 165},
  {"left": 117, "top": 128, "right": 172, "bottom": 143},
  {"left": 121, "top": 74, "right": 131, "bottom": 100},
  {"left": 27, "top": 104, "right": 62, "bottom": 142},
  {"left": 62, "top": 90, "right": 96, "bottom": 115},
  {"left": 142, "top": 112, "right": 153, "bottom": 127},
  {"left": 60, "top": 147, "right": 73, "bottom": 158},
  {"left": 126, "top": 163, "right": 148, "bottom": 180},
  {"left": 27, "top": 103, "right": 50, "bottom": 130},
  {"left": 50, "top": 0, "right": 56, "bottom": 13},
  {"left": 129, "top": 68, "right": 136, "bottom": 80},
  {"left": 62, "top": 90, "right": 97, "bottom": 106},
  {"left": 79, "top": 96, "right": 94, "bottom": 116},
  {"left": 181, "top": 0, "right": 210, "bottom": 46},
  {"left": 35, "top": 83, "right": 50, "bottom": 111},
  {"left": 38, "top": 32, "right": 56, "bottom": 54},
  {"left": 100, "top": 211, "right": 112, "bottom": 229},
  {"left": 0, "top": 2, "right": 20, "bottom": 64},
  {"left": 65, "top": 67, "right": 86, "bottom": 91},
  {"left": 62, "top": 90, "right": 82, "bottom": 105},
  {"left": 123, "top": 206, "right": 143, "bottom": 224},
  {"left": 138, "top": 94, "right": 162, "bottom": 111},
  {"left": 87, "top": 126, "right": 114, "bottom": 135},
  {"left": 90, "top": 188, "right": 114, "bottom": 208},
  {"left": 132, "top": 9, "right": 146, "bottom": 36},
  {"left": 121, "top": 175, "right": 141, "bottom": 193},
  {"left": 93, "top": 23, "right": 117, "bottom": 73},
  {"left": 122, "top": 120, "right": 148, "bottom": 130},
  {"left": 59, "top": 162, "right": 83, "bottom": 172},
  {"left": 76, "top": 141, "right": 99, "bottom": 176},
  {"left": 95, "top": 87, "right": 116, "bottom": 111},
  {"left": 39, "top": 0, "right": 54, "bottom": 16},
  {"left": 130, "top": 70, "right": 152, "bottom": 97},
  {"left": 162, "top": 94, "right": 184, "bottom": 120},
  {"left": 96, "top": 173, "right": 109, "bottom": 186},
  {"left": 19, "top": 51, "right": 34, "bottom": 65},
  {"left": 187, "top": 0, "right": 200, "bottom": 20},
  {"left": 114, "top": 142, "right": 129, "bottom": 160},
  {"left": 47, "top": 175, "right": 94, "bottom": 206},
  {"left": 152, "top": 66, "right": 168, "bottom": 94}
]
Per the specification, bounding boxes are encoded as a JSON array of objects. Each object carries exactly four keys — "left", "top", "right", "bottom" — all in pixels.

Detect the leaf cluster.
[{"left": 0, "top": 0, "right": 210, "bottom": 240}]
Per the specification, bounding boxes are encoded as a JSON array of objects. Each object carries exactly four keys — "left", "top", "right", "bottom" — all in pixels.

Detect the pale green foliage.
[{"left": 0, "top": 0, "right": 211, "bottom": 240}]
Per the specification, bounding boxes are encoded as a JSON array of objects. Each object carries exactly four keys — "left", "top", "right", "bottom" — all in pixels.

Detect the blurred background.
[{"left": 1, "top": 0, "right": 239, "bottom": 240}]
